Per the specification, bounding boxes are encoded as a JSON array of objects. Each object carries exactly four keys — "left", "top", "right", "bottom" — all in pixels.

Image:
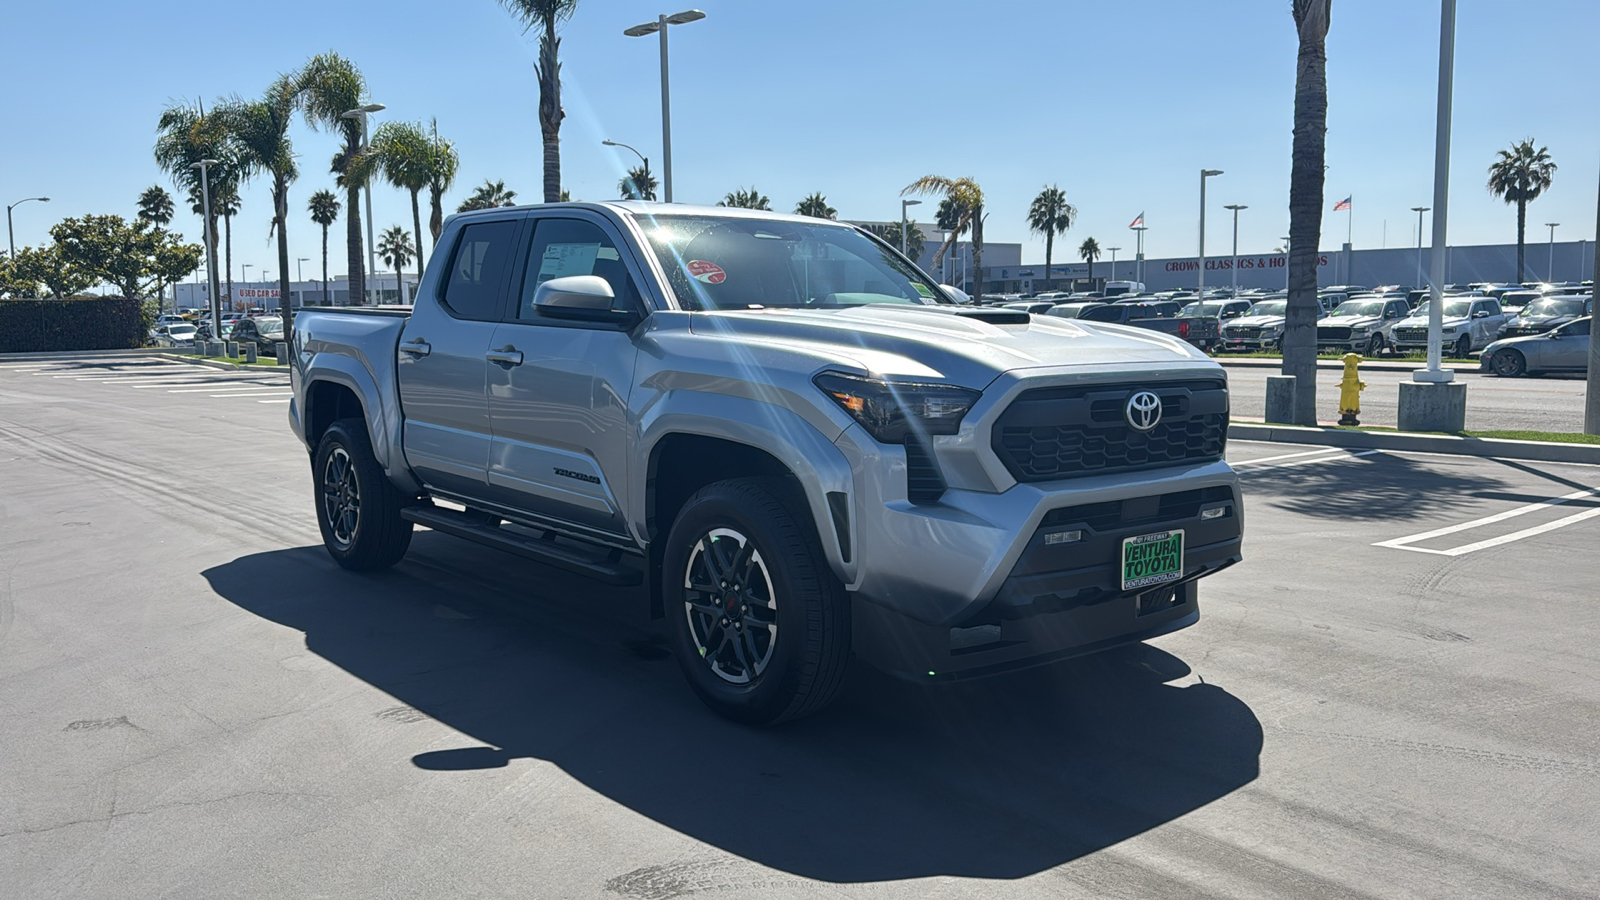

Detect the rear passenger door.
[
  {"left": 481, "top": 212, "right": 650, "bottom": 541},
  {"left": 397, "top": 217, "right": 521, "bottom": 500},
  {"left": 1469, "top": 299, "right": 1504, "bottom": 347}
]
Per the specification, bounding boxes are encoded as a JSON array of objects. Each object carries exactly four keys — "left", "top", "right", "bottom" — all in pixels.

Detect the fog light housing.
[
  {"left": 1043, "top": 529, "right": 1083, "bottom": 545},
  {"left": 1200, "top": 506, "right": 1229, "bottom": 521}
]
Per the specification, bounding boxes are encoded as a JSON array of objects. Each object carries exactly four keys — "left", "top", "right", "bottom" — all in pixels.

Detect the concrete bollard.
[
  {"left": 205, "top": 341, "right": 222, "bottom": 357},
  {"left": 225, "top": 341, "right": 240, "bottom": 358},
  {"left": 244, "top": 343, "right": 258, "bottom": 363},
  {"left": 1264, "top": 375, "right": 1297, "bottom": 425},
  {"left": 1397, "top": 381, "right": 1467, "bottom": 433},
  {"left": 274, "top": 341, "right": 289, "bottom": 364}
]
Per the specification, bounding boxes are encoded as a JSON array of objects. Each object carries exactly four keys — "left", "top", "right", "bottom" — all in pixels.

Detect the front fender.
[{"left": 635, "top": 392, "right": 857, "bottom": 585}]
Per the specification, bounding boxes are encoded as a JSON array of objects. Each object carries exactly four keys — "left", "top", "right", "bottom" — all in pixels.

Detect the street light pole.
[
  {"left": 6, "top": 196, "right": 50, "bottom": 259},
  {"left": 1416, "top": 0, "right": 1456, "bottom": 385},
  {"left": 342, "top": 103, "right": 386, "bottom": 304},
  {"left": 1411, "top": 207, "right": 1430, "bottom": 288},
  {"left": 1546, "top": 223, "right": 1560, "bottom": 282},
  {"left": 603, "top": 140, "right": 652, "bottom": 199},
  {"left": 624, "top": 10, "right": 706, "bottom": 205},
  {"left": 1281, "top": 236, "right": 1292, "bottom": 291},
  {"left": 1224, "top": 204, "right": 1247, "bottom": 293},
  {"left": 1198, "top": 169, "right": 1223, "bottom": 296},
  {"left": 1107, "top": 247, "right": 1120, "bottom": 283},
  {"left": 900, "top": 198, "right": 921, "bottom": 257},
  {"left": 192, "top": 160, "right": 222, "bottom": 340},
  {"left": 1132, "top": 225, "right": 1148, "bottom": 284}
]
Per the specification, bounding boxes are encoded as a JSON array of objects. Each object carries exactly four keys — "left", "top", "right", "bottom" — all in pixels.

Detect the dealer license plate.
[{"left": 1121, "top": 530, "right": 1184, "bottom": 591}]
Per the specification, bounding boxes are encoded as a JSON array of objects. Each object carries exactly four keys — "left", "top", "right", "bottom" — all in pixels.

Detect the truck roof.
[{"left": 451, "top": 200, "right": 850, "bottom": 228}]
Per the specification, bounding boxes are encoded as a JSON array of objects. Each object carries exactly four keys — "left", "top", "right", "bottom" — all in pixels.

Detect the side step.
[{"left": 401, "top": 504, "right": 642, "bottom": 586}]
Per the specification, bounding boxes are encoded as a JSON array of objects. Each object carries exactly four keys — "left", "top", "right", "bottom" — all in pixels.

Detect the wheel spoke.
[
  {"left": 741, "top": 628, "right": 763, "bottom": 674},
  {"left": 729, "top": 540, "right": 757, "bottom": 583},
  {"left": 686, "top": 594, "right": 722, "bottom": 618},
  {"left": 700, "top": 621, "right": 727, "bottom": 657},
  {"left": 729, "top": 629, "right": 750, "bottom": 674}
]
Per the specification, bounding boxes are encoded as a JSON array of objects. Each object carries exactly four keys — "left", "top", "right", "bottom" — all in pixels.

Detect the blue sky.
[{"left": 4, "top": 0, "right": 1596, "bottom": 282}]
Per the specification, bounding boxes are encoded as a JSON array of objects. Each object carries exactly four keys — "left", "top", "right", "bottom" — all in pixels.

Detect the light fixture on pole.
[
  {"left": 192, "top": 159, "right": 223, "bottom": 339},
  {"left": 1416, "top": 0, "right": 1456, "bottom": 385},
  {"left": 1546, "top": 223, "right": 1560, "bottom": 282},
  {"left": 1411, "top": 207, "right": 1430, "bottom": 289},
  {"left": 900, "top": 199, "right": 921, "bottom": 257},
  {"left": 1198, "top": 170, "right": 1223, "bottom": 296},
  {"left": 297, "top": 258, "right": 308, "bottom": 282},
  {"left": 241, "top": 263, "right": 253, "bottom": 288},
  {"left": 623, "top": 10, "right": 706, "bottom": 204},
  {"left": 6, "top": 196, "right": 49, "bottom": 259},
  {"left": 603, "top": 139, "right": 652, "bottom": 200},
  {"left": 1223, "top": 204, "right": 1247, "bottom": 293},
  {"left": 342, "top": 102, "right": 386, "bottom": 304},
  {"left": 1107, "top": 247, "right": 1121, "bottom": 282}
]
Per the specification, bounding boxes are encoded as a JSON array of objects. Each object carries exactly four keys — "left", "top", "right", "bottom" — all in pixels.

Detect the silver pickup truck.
[{"left": 289, "top": 202, "right": 1243, "bottom": 724}]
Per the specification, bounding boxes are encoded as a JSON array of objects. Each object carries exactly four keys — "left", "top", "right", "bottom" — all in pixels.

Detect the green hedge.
[{"left": 0, "top": 297, "right": 146, "bottom": 353}]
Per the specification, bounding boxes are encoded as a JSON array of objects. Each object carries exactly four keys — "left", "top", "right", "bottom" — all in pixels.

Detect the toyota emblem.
[{"left": 1125, "top": 391, "right": 1162, "bottom": 432}]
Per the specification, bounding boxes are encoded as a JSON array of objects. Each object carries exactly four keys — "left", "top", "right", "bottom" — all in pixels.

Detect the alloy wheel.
[
  {"left": 321, "top": 446, "right": 360, "bottom": 550},
  {"left": 682, "top": 528, "right": 779, "bottom": 685}
]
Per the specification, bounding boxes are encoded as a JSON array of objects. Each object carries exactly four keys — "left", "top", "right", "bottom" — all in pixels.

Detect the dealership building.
[{"left": 172, "top": 273, "right": 418, "bottom": 311}]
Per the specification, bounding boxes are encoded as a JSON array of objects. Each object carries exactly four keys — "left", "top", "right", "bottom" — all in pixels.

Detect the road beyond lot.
[
  {"left": 2, "top": 357, "right": 1598, "bottom": 898},
  {"left": 1226, "top": 361, "right": 1588, "bottom": 432}
]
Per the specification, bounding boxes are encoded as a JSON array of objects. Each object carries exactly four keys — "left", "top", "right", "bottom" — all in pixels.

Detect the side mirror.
[
  {"left": 534, "top": 275, "right": 634, "bottom": 324},
  {"left": 1473, "top": 310, "right": 1490, "bottom": 318}
]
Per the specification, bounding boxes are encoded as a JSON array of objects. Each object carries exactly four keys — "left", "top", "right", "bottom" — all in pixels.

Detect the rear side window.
[{"left": 441, "top": 220, "right": 518, "bottom": 321}]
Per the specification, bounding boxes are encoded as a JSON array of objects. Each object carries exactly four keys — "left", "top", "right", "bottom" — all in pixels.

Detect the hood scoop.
[{"left": 941, "top": 307, "right": 1031, "bottom": 325}]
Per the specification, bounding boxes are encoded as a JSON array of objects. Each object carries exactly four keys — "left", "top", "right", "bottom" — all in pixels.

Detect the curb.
[
  {"left": 0, "top": 349, "right": 155, "bottom": 362},
  {"left": 150, "top": 352, "right": 289, "bottom": 373},
  {"left": 1230, "top": 422, "right": 1600, "bottom": 465}
]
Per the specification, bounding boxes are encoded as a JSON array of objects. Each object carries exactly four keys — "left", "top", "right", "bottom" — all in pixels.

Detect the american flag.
[
  {"left": 1333, "top": 196, "right": 1352, "bottom": 211},
  {"left": 1128, "top": 211, "right": 1145, "bottom": 228}
]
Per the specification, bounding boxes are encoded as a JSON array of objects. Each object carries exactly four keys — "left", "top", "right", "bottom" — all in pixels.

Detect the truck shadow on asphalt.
[
  {"left": 1241, "top": 451, "right": 1491, "bottom": 522},
  {"left": 204, "top": 537, "right": 1261, "bottom": 884}
]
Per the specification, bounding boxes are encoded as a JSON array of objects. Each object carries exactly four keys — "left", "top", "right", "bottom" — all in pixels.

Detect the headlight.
[{"left": 814, "top": 371, "right": 980, "bottom": 443}]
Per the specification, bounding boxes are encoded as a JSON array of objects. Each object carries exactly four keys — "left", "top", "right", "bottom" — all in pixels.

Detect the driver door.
[{"left": 1548, "top": 319, "right": 1590, "bottom": 369}]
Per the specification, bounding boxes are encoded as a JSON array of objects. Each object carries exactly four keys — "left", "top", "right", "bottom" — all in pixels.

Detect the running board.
[{"left": 401, "top": 505, "right": 642, "bottom": 586}]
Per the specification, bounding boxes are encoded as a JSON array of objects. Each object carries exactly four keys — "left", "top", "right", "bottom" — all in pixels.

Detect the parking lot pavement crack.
[
  {"left": 1274, "top": 727, "right": 1599, "bottom": 777},
  {"left": 0, "top": 790, "right": 331, "bottom": 841}
]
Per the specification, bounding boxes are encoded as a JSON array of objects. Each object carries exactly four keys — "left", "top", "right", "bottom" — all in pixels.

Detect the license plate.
[{"left": 1121, "top": 530, "right": 1184, "bottom": 591}]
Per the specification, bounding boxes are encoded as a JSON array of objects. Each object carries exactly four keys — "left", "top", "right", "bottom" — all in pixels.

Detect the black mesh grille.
[
  {"left": 903, "top": 433, "right": 946, "bottom": 504},
  {"left": 1318, "top": 325, "right": 1353, "bottom": 341},
  {"left": 1393, "top": 327, "right": 1428, "bottom": 342},
  {"left": 994, "top": 381, "right": 1228, "bottom": 482}
]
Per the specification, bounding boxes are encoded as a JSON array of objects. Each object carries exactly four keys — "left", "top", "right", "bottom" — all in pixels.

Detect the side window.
[
  {"left": 1387, "top": 301, "right": 1405, "bottom": 318},
  {"left": 1485, "top": 300, "right": 1501, "bottom": 316},
  {"left": 516, "top": 218, "right": 642, "bottom": 321},
  {"left": 440, "top": 220, "right": 518, "bottom": 321},
  {"left": 1563, "top": 319, "right": 1590, "bottom": 336}
]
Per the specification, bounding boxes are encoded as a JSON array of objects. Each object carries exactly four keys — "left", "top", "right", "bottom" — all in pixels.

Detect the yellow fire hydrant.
[{"left": 1338, "top": 352, "right": 1366, "bottom": 426}]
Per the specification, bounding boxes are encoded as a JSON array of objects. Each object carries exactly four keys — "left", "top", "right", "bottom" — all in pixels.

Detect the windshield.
[
  {"left": 1179, "top": 302, "right": 1229, "bottom": 316},
  {"left": 1240, "top": 301, "right": 1287, "bottom": 317},
  {"left": 257, "top": 318, "right": 284, "bottom": 333},
  {"left": 642, "top": 215, "right": 944, "bottom": 311},
  {"left": 1524, "top": 298, "right": 1586, "bottom": 317},
  {"left": 1331, "top": 301, "right": 1385, "bottom": 318},
  {"left": 170, "top": 325, "right": 196, "bottom": 335},
  {"left": 1411, "top": 300, "right": 1472, "bottom": 318}
]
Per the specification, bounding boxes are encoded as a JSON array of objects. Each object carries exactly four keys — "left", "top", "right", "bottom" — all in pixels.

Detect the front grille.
[
  {"left": 1039, "top": 486, "right": 1234, "bottom": 532},
  {"left": 1226, "top": 326, "right": 1262, "bottom": 339},
  {"left": 994, "top": 381, "right": 1229, "bottom": 482},
  {"left": 1318, "top": 325, "right": 1353, "bottom": 341},
  {"left": 1393, "top": 327, "right": 1428, "bottom": 342}
]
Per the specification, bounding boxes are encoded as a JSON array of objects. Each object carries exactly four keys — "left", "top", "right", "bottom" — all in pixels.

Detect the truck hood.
[
  {"left": 687, "top": 306, "right": 1209, "bottom": 387},
  {"left": 1396, "top": 315, "right": 1469, "bottom": 329},
  {"left": 1320, "top": 316, "right": 1383, "bottom": 329},
  {"left": 1223, "top": 316, "right": 1285, "bottom": 330}
]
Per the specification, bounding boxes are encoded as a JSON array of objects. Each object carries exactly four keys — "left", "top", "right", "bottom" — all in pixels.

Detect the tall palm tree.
[
  {"left": 308, "top": 190, "right": 341, "bottom": 305},
  {"left": 298, "top": 53, "right": 369, "bottom": 305},
  {"left": 154, "top": 99, "right": 233, "bottom": 326},
  {"left": 1027, "top": 185, "right": 1076, "bottom": 290},
  {"left": 1487, "top": 139, "right": 1557, "bottom": 282},
  {"left": 867, "top": 221, "right": 925, "bottom": 261},
  {"left": 619, "top": 164, "right": 657, "bottom": 200},
  {"left": 498, "top": 0, "right": 578, "bottom": 203},
  {"left": 458, "top": 179, "right": 518, "bottom": 212},
  {"left": 137, "top": 186, "right": 175, "bottom": 229},
  {"left": 377, "top": 226, "right": 416, "bottom": 302},
  {"left": 719, "top": 187, "right": 771, "bottom": 210},
  {"left": 425, "top": 119, "right": 459, "bottom": 251},
  {"left": 794, "top": 192, "right": 836, "bottom": 219},
  {"left": 220, "top": 75, "right": 301, "bottom": 331},
  {"left": 904, "top": 176, "right": 984, "bottom": 286},
  {"left": 1283, "top": 0, "right": 1333, "bottom": 427},
  {"left": 363, "top": 120, "right": 432, "bottom": 281},
  {"left": 1078, "top": 237, "right": 1101, "bottom": 286}
]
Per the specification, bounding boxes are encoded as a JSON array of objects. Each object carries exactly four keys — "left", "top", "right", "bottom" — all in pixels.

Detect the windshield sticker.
[
  {"left": 687, "top": 260, "right": 727, "bottom": 284},
  {"left": 912, "top": 283, "right": 935, "bottom": 298}
]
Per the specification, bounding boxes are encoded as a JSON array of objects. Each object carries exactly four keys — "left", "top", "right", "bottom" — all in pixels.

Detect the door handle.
[
  {"left": 400, "top": 339, "right": 431, "bottom": 357},
  {"left": 485, "top": 346, "right": 524, "bottom": 367}
]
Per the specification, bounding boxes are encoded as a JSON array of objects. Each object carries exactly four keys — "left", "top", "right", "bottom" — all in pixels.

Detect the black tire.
[
  {"left": 1454, "top": 335, "right": 1473, "bottom": 359},
  {"left": 662, "top": 478, "right": 850, "bottom": 725},
  {"left": 1366, "top": 334, "right": 1385, "bottom": 356},
  {"left": 1491, "top": 349, "right": 1526, "bottom": 377},
  {"left": 313, "top": 418, "right": 413, "bottom": 571}
]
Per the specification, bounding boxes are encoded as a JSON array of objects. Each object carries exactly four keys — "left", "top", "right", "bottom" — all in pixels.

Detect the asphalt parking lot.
[{"left": 2, "top": 356, "right": 1597, "bottom": 899}]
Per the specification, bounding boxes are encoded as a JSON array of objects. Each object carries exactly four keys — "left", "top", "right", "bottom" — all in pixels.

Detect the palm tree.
[
  {"left": 377, "top": 226, "right": 416, "bottom": 303},
  {"left": 298, "top": 53, "right": 369, "bottom": 305},
  {"left": 458, "top": 179, "right": 518, "bottom": 212},
  {"left": 867, "top": 221, "right": 925, "bottom": 261},
  {"left": 137, "top": 186, "right": 174, "bottom": 229},
  {"left": 1078, "top": 237, "right": 1101, "bottom": 286},
  {"left": 719, "top": 187, "right": 771, "bottom": 210},
  {"left": 425, "top": 119, "right": 459, "bottom": 250},
  {"left": 364, "top": 120, "right": 432, "bottom": 281},
  {"left": 1487, "top": 139, "right": 1557, "bottom": 282},
  {"left": 1283, "top": 0, "right": 1333, "bottom": 427},
  {"left": 904, "top": 176, "right": 984, "bottom": 287},
  {"left": 154, "top": 99, "right": 232, "bottom": 325},
  {"left": 795, "top": 192, "right": 836, "bottom": 219},
  {"left": 619, "top": 164, "right": 657, "bottom": 201},
  {"left": 308, "top": 190, "right": 341, "bottom": 305},
  {"left": 1027, "top": 185, "right": 1076, "bottom": 290},
  {"left": 498, "top": 0, "right": 578, "bottom": 203},
  {"left": 220, "top": 75, "right": 300, "bottom": 332}
]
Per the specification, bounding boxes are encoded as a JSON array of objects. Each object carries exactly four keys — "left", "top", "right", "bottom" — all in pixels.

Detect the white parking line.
[
  {"left": 208, "top": 391, "right": 292, "bottom": 398},
  {"left": 1231, "top": 447, "right": 1349, "bottom": 467},
  {"left": 164, "top": 384, "right": 286, "bottom": 393},
  {"left": 1239, "top": 449, "right": 1381, "bottom": 472},
  {"left": 1375, "top": 488, "right": 1600, "bottom": 556},
  {"left": 257, "top": 399, "right": 292, "bottom": 404}
]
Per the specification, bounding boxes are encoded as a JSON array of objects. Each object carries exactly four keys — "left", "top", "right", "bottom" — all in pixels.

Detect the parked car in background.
[
  {"left": 1002, "top": 301, "right": 1060, "bottom": 315},
  {"left": 1389, "top": 297, "right": 1507, "bottom": 357},
  {"left": 1316, "top": 296, "right": 1411, "bottom": 355},
  {"left": 1217, "top": 299, "right": 1296, "bottom": 351},
  {"left": 230, "top": 316, "right": 284, "bottom": 352},
  {"left": 1054, "top": 301, "right": 1222, "bottom": 349},
  {"left": 1497, "top": 295, "right": 1593, "bottom": 338},
  {"left": 1480, "top": 316, "right": 1590, "bottom": 376},
  {"left": 1180, "top": 299, "right": 1253, "bottom": 321},
  {"left": 1497, "top": 290, "right": 1543, "bottom": 314},
  {"left": 1102, "top": 280, "right": 1144, "bottom": 297},
  {"left": 150, "top": 323, "right": 199, "bottom": 348}
]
